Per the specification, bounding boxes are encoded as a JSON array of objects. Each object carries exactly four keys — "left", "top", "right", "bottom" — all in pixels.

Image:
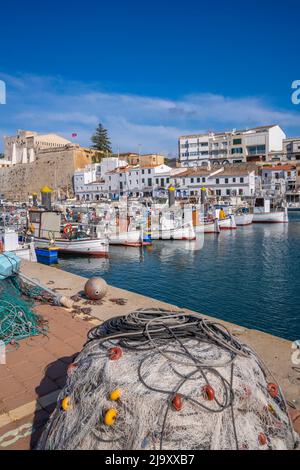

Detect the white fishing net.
[{"left": 37, "top": 309, "right": 299, "bottom": 450}]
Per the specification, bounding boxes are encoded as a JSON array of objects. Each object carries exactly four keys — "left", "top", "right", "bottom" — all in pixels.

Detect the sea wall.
[{"left": 0, "top": 147, "right": 92, "bottom": 200}]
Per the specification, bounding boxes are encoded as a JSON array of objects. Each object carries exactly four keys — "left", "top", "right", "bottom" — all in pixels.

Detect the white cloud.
[{"left": 0, "top": 73, "right": 300, "bottom": 155}]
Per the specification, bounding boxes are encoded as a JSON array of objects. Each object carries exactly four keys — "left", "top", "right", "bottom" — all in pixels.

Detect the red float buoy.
[
  {"left": 267, "top": 383, "right": 278, "bottom": 398},
  {"left": 108, "top": 347, "right": 123, "bottom": 361},
  {"left": 172, "top": 394, "right": 183, "bottom": 411},
  {"left": 202, "top": 384, "right": 215, "bottom": 401},
  {"left": 258, "top": 432, "right": 267, "bottom": 446}
]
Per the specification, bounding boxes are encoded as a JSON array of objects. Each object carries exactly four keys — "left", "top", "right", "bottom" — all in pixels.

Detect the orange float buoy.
[
  {"left": 202, "top": 384, "right": 215, "bottom": 401},
  {"left": 108, "top": 347, "right": 123, "bottom": 361},
  {"left": 67, "top": 363, "right": 77, "bottom": 375},
  {"left": 267, "top": 383, "right": 278, "bottom": 398},
  {"left": 109, "top": 389, "right": 122, "bottom": 401},
  {"left": 61, "top": 396, "right": 71, "bottom": 411},
  {"left": 104, "top": 408, "right": 118, "bottom": 426},
  {"left": 172, "top": 394, "right": 183, "bottom": 411},
  {"left": 258, "top": 432, "right": 267, "bottom": 446}
]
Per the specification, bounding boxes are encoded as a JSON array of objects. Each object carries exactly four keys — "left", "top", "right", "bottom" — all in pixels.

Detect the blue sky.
[{"left": 0, "top": 0, "right": 300, "bottom": 155}]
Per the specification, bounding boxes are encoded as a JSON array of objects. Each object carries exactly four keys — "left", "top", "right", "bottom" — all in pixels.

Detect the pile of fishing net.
[
  {"left": 0, "top": 276, "right": 48, "bottom": 346},
  {"left": 37, "top": 309, "right": 299, "bottom": 450}
]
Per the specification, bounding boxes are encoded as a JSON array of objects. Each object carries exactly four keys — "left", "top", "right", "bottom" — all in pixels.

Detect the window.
[
  {"left": 216, "top": 178, "right": 219, "bottom": 184},
  {"left": 231, "top": 148, "right": 243, "bottom": 154},
  {"left": 166, "top": 178, "right": 170, "bottom": 183},
  {"left": 148, "top": 169, "right": 151, "bottom": 174},
  {"left": 239, "top": 189, "right": 243, "bottom": 195},
  {"left": 247, "top": 145, "right": 266, "bottom": 156},
  {"left": 233, "top": 138, "right": 242, "bottom": 145},
  {"left": 216, "top": 189, "right": 221, "bottom": 196},
  {"left": 200, "top": 142, "right": 208, "bottom": 147},
  {"left": 202, "top": 177, "right": 206, "bottom": 182},
  {"left": 225, "top": 178, "right": 229, "bottom": 184},
  {"left": 191, "top": 178, "right": 194, "bottom": 183},
  {"left": 142, "top": 169, "right": 145, "bottom": 174},
  {"left": 148, "top": 178, "right": 152, "bottom": 186},
  {"left": 233, "top": 178, "right": 236, "bottom": 183},
  {"left": 156, "top": 178, "right": 159, "bottom": 184},
  {"left": 226, "top": 189, "right": 230, "bottom": 195},
  {"left": 197, "top": 178, "right": 200, "bottom": 183},
  {"left": 142, "top": 178, "right": 145, "bottom": 183},
  {"left": 240, "top": 177, "right": 244, "bottom": 183}
]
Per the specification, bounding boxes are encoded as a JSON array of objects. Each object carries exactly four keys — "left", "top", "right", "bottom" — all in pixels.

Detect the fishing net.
[
  {"left": 37, "top": 309, "right": 299, "bottom": 450},
  {"left": 0, "top": 276, "right": 48, "bottom": 346}
]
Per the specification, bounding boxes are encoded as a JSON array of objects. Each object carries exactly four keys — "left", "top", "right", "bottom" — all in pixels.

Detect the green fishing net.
[{"left": 0, "top": 276, "right": 48, "bottom": 346}]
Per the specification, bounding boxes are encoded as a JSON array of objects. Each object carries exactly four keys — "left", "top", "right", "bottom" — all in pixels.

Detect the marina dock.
[{"left": 0, "top": 260, "right": 299, "bottom": 449}]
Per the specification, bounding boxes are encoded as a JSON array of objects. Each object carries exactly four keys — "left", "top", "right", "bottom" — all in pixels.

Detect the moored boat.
[
  {"left": 29, "top": 210, "right": 109, "bottom": 257},
  {"left": 252, "top": 198, "right": 288, "bottom": 224}
]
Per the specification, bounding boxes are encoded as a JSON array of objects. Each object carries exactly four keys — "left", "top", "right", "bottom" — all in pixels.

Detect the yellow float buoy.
[
  {"left": 61, "top": 396, "right": 71, "bottom": 411},
  {"left": 109, "top": 389, "right": 122, "bottom": 401},
  {"left": 104, "top": 408, "right": 118, "bottom": 426}
]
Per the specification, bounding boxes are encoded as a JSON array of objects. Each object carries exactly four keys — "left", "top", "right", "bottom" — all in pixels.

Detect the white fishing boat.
[
  {"left": 202, "top": 218, "right": 220, "bottom": 234},
  {"left": 253, "top": 198, "right": 288, "bottom": 224},
  {"left": 234, "top": 208, "right": 253, "bottom": 226},
  {"left": 151, "top": 218, "right": 196, "bottom": 240},
  {"left": 106, "top": 229, "right": 142, "bottom": 246},
  {"left": 235, "top": 213, "right": 253, "bottom": 226},
  {"left": 0, "top": 227, "right": 37, "bottom": 262},
  {"left": 29, "top": 210, "right": 109, "bottom": 257},
  {"left": 214, "top": 207, "right": 237, "bottom": 230}
]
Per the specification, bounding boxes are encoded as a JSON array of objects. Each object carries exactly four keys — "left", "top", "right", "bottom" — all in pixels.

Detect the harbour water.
[{"left": 59, "top": 213, "right": 300, "bottom": 341}]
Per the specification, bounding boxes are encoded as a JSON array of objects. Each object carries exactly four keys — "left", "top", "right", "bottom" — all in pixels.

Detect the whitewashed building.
[
  {"left": 178, "top": 125, "right": 286, "bottom": 167},
  {"left": 261, "top": 164, "right": 296, "bottom": 195},
  {"left": 74, "top": 162, "right": 175, "bottom": 200},
  {"left": 172, "top": 167, "right": 257, "bottom": 198}
]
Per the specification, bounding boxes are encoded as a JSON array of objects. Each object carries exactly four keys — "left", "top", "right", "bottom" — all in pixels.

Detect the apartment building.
[{"left": 178, "top": 125, "right": 286, "bottom": 167}]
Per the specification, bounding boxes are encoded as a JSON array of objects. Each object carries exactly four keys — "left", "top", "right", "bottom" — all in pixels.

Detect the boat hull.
[
  {"left": 235, "top": 214, "right": 253, "bottom": 226},
  {"left": 34, "top": 237, "right": 109, "bottom": 257},
  {"left": 108, "top": 230, "right": 142, "bottom": 246},
  {"left": 218, "top": 216, "right": 237, "bottom": 230},
  {"left": 253, "top": 211, "right": 288, "bottom": 223}
]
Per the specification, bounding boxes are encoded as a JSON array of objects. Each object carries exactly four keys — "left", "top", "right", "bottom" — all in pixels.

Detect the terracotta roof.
[{"left": 262, "top": 165, "right": 295, "bottom": 171}]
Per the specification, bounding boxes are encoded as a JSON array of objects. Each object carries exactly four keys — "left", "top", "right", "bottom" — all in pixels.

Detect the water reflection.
[{"left": 59, "top": 217, "right": 300, "bottom": 340}]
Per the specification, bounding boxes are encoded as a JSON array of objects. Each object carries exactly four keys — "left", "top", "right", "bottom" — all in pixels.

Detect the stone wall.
[{"left": 0, "top": 147, "right": 92, "bottom": 201}]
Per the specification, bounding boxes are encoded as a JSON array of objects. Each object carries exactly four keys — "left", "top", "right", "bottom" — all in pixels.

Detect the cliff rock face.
[{"left": 0, "top": 147, "right": 91, "bottom": 200}]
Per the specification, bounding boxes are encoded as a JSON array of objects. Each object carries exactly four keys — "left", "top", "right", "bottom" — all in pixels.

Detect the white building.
[
  {"left": 173, "top": 167, "right": 256, "bottom": 198},
  {"left": 74, "top": 162, "right": 175, "bottom": 200},
  {"left": 283, "top": 137, "right": 300, "bottom": 161},
  {"left": 178, "top": 125, "right": 286, "bottom": 167},
  {"left": 261, "top": 164, "right": 296, "bottom": 195},
  {"left": 3, "top": 130, "right": 73, "bottom": 165}
]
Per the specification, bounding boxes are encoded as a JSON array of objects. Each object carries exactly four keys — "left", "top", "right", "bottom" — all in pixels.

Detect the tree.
[{"left": 91, "top": 123, "right": 112, "bottom": 154}]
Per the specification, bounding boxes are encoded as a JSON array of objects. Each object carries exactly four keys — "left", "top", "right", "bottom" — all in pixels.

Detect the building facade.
[
  {"left": 172, "top": 167, "right": 257, "bottom": 198},
  {"left": 178, "top": 125, "right": 286, "bottom": 167},
  {"left": 260, "top": 164, "right": 296, "bottom": 195},
  {"left": 119, "top": 153, "right": 165, "bottom": 167},
  {"left": 283, "top": 137, "right": 300, "bottom": 161},
  {"left": 3, "top": 130, "right": 74, "bottom": 165}
]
